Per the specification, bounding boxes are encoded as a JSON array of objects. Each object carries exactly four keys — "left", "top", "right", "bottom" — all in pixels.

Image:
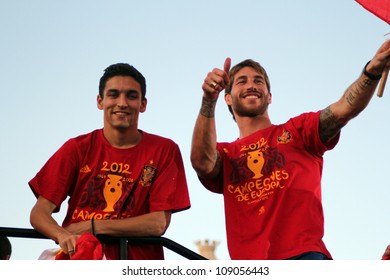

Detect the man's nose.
[
  {"left": 117, "top": 93, "right": 128, "bottom": 107},
  {"left": 246, "top": 81, "right": 257, "bottom": 91}
]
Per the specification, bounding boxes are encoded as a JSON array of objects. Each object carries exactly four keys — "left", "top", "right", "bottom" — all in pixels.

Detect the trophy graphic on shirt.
[
  {"left": 247, "top": 149, "right": 265, "bottom": 179},
  {"left": 103, "top": 174, "right": 123, "bottom": 212}
]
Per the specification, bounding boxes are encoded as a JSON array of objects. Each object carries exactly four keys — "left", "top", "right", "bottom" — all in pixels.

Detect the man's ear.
[
  {"left": 224, "top": 93, "right": 232, "bottom": 105},
  {"left": 97, "top": 95, "right": 103, "bottom": 110},
  {"left": 140, "top": 98, "right": 147, "bottom": 113},
  {"left": 268, "top": 92, "right": 272, "bottom": 104}
]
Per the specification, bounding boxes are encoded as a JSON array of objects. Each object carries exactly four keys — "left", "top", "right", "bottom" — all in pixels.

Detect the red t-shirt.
[
  {"left": 200, "top": 111, "right": 339, "bottom": 260},
  {"left": 29, "top": 129, "right": 190, "bottom": 260}
]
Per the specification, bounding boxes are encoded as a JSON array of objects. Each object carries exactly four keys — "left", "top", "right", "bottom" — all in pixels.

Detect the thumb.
[{"left": 224, "top": 57, "right": 231, "bottom": 74}]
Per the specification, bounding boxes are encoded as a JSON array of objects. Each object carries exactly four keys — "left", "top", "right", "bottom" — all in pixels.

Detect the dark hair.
[
  {"left": 98, "top": 63, "right": 146, "bottom": 100},
  {"left": 225, "top": 59, "right": 271, "bottom": 120},
  {"left": 0, "top": 236, "right": 12, "bottom": 260}
]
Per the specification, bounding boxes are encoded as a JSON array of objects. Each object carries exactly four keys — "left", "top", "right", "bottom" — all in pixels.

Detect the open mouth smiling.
[
  {"left": 113, "top": 111, "right": 130, "bottom": 116},
  {"left": 242, "top": 93, "right": 261, "bottom": 99}
]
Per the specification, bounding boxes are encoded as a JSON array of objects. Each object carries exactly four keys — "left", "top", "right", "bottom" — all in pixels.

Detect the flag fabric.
[
  {"left": 55, "top": 232, "right": 104, "bottom": 260},
  {"left": 38, "top": 233, "right": 105, "bottom": 260},
  {"left": 356, "top": 0, "right": 390, "bottom": 24}
]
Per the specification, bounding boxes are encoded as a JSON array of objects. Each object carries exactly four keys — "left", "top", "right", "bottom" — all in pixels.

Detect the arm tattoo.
[
  {"left": 200, "top": 96, "right": 217, "bottom": 118},
  {"left": 319, "top": 106, "right": 345, "bottom": 143},
  {"left": 345, "top": 77, "right": 376, "bottom": 107},
  {"left": 319, "top": 77, "right": 377, "bottom": 143}
]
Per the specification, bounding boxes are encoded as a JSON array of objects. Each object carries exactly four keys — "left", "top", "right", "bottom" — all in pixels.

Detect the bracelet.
[
  {"left": 363, "top": 60, "right": 382, "bottom": 80},
  {"left": 91, "top": 218, "right": 96, "bottom": 236}
]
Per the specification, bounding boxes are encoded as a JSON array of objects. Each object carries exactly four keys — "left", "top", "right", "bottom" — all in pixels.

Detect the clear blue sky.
[{"left": 0, "top": 0, "right": 389, "bottom": 260}]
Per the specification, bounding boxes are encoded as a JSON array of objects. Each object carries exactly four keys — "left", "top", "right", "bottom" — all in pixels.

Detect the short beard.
[{"left": 232, "top": 95, "right": 269, "bottom": 118}]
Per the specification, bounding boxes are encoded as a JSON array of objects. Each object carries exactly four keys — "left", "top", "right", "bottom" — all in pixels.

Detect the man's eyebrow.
[
  {"left": 126, "top": 89, "right": 139, "bottom": 93},
  {"left": 236, "top": 74, "right": 264, "bottom": 80},
  {"left": 235, "top": 75, "right": 248, "bottom": 81},
  {"left": 106, "top": 89, "right": 139, "bottom": 94},
  {"left": 107, "top": 88, "right": 119, "bottom": 93}
]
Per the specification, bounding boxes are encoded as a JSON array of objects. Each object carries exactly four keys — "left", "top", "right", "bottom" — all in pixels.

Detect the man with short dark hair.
[{"left": 29, "top": 63, "right": 190, "bottom": 260}]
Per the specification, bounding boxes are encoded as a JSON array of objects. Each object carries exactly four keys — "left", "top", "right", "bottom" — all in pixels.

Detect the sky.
[{"left": 0, "top": 0, "right": 389, "bottom": 260}]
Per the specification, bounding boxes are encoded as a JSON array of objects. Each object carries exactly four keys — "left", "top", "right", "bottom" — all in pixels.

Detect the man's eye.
[
  {"left": 127, "top": 93, "right": 138, "bottom": 99},
  {"left": 108, "top": 93, "right": 118, "bottom": 98}
]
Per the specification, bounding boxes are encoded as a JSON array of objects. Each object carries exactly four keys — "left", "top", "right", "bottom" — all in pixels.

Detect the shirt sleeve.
[
  {"left": 288, "top": 111, "right": 340, "bottom": 157},
  {"left": 148, "top": 142, "right": 191, "bottom": 213},
  {"left": 28, "top": 139, "right": 80, "bottom": 212}
]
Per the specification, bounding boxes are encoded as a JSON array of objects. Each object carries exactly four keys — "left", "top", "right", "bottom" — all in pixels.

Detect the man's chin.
[{"left": 112, "top": 123, "right": 131, "bottom": 130}]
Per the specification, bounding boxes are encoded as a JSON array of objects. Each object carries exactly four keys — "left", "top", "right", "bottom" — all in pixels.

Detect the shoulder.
[
  {"left": 287, "top": 111, "right": 320, "bottom": 123},
  {"left": 61, "top": 129, "right": 102, "bottom": 152},
  {"left": 141, "top": 130, "right": 178, "bottom": 146},
  {"left": 283, "top": 111, "right": 320, "bottom": 130},
  {"left": 69, "top": 129, "right": 101, "bottom": 144},
  {"left": 140, "top": 131, "right": 184, "bottom": 162}
]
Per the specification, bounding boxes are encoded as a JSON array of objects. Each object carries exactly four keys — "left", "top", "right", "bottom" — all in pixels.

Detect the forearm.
[
  {"left": 191, "top": 96, "right": 219, "bottom": 177},
  {"left": 340, "top": 65, "right": 379, "bottom": 119},
  {"left": 320, "top": 63, "right": 380, "bottom": 143},
  {"left": 93, "top": 211, "right": 171, "bottom": 237},
  {"left": 30, "top": 201, "right": 68, "bottom": 243},
  {"left": 337, "top": 43, "right": 390, "bottom": 118}
]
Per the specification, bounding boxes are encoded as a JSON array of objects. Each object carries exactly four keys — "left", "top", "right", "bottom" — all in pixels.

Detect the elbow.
[
  {"left": 191, "top": 161, "right": 209, "bottom": 178},
  {"left": 150, "top": 220, "right": 168, "bottom": 237},
  {"left": 149, "top": 212, "right": 171, "bottom": 236},
  {"left": 190, "top": 155, "right": 203, "bottom": 174},
  {"left": 154, "top": 224, "right": 168, "bottom": 236},
  {"left": 335, "top": 111, "right": 359, "bottom": 128},
  {"left": 340, "top": 107, "right": 361, "bottom": 122},
  {"left": 29, "top": 207, "right": 39, "bottom": 230},
  {"left": 190, "top": 153, "right": 214, "bottom": 178}
]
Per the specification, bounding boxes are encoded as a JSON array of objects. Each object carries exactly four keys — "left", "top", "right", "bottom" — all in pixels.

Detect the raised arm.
[
  {"left": 319, "top": 40, "right": 390, "bottom": 143},
  {"left": 191, "top": 58, "right": 231, "bottom": 178}
]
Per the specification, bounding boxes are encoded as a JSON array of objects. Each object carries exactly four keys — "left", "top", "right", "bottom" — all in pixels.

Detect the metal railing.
[{"left": 0, "top": 226, "right": 207, "bottom": 260}]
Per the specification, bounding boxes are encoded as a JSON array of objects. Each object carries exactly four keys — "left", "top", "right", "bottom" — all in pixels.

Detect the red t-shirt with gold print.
[
  {"left": 200, "top": 111, "right": 339, "bottom": 260},
  {"left": 29, "top": 129, "right": 190, "bottom": 260}
]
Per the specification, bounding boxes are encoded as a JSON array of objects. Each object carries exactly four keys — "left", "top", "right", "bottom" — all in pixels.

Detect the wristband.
[
  {"left": 91, "top": 218, "right": 96, "bottom": 236},
  {"left": 363, "top": 61, "right": 382, "bottom": 80}
]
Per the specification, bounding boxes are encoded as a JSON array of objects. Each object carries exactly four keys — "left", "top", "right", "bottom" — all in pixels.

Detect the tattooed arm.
[
  {"left": 191, "top": 96, "right": 221, "bottom": 178},
  {"left": 319, "top": 76, "right": 379, "bottom": 143},
  {"left": 191, "top": 58, "right": 230, "bottom": 178},
  {"left": 319, "top": 40, "right": 390, "bottom": 144}
]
